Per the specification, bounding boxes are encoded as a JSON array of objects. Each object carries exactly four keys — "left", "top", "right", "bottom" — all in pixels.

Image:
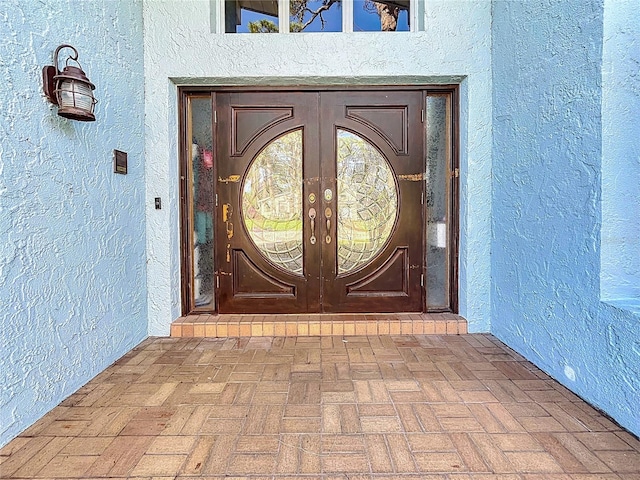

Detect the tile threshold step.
[{"left": 171, "top": 312, "right": 467, "bottom": 337}]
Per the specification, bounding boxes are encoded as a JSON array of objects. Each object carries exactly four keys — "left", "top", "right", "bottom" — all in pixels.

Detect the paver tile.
[{"left": 2, "top": 334, "right": 638, "bottom": 480}]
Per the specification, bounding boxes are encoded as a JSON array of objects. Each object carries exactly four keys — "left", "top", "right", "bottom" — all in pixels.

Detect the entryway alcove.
[{"left": 176, "top": 86, "right": 461, "bottom": 337}]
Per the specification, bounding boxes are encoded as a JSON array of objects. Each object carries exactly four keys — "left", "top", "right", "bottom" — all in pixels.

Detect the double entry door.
[{"left": 215, "top": 91, "right": 424, "bottom": 314}]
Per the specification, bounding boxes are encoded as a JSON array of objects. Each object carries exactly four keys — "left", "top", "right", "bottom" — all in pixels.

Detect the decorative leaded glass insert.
[
  {"left": 242, "top": 130, "right": 304, "bottom": 275},
  {"left": 337, "top": 129, "right": 398, "bottom": 274}
]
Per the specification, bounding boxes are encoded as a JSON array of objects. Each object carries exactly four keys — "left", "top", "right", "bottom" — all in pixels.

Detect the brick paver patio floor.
[{"left": 2, "top": 334, "right": 639, "bottom": 479}]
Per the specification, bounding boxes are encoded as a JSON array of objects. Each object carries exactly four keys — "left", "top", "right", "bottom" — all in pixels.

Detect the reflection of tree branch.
[
  {"left": 288, "top": 0, "right": 409, "bottom": 32},
  {"left": 297, "top": 0, "right": 340, "bottom": 31}
]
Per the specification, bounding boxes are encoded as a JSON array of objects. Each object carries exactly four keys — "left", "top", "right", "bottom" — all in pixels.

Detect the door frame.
[{"left": 178, "top": 85, "right": 460, "bottom": 316}]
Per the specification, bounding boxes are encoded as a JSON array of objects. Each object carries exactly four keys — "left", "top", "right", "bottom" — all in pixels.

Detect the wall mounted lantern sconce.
[{"left": 42, "top": 44, "right": 97, "bottom": 122}]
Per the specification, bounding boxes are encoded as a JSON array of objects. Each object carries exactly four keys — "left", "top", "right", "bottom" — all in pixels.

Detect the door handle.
[
  {"left": 324, "top": 207, "right": 332, "bottom": 244},
  {"left": 223, "top": 203, "right": 233, "bottom": 239},
  {"left": 309, "top": 208, "right": 317, "bottom": 245}
]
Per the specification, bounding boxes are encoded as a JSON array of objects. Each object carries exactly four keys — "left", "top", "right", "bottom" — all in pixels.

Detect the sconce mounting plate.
[{"left": 42, "top": 65, "right": 58, "bottom": 104}]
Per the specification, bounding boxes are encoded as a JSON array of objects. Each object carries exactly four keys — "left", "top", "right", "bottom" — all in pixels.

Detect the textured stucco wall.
[
  {"left": 0, "top": 0, "right": 147, "bottom": 447},
  {"left": 492, "top": 0, "right": 639, "bottom": 436},
  {"left": 601, "top": 0, "right": 640, "bottom": 302},
  {"left": 143, "top": 0, "right": 493, "bottom": 335}
]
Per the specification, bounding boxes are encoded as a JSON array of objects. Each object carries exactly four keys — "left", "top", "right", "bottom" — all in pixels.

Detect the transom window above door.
[{"left": 211, "top": 0, "right": 424, "bottom": 33}]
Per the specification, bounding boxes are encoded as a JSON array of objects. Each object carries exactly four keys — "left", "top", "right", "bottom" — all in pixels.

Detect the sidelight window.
[
  {"left": 182, "top": 95, "right": 215, "bottom": 311},
  {"left": 425, "top": 93, "right": 456, "bottom": 310}
]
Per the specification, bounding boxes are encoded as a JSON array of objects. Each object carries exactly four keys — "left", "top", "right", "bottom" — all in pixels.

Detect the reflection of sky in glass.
[
  {"left": 234, "top": 2, "right": 410, "bottom": 33},
  {"left": 235, "top": 9, "right": 279, "bottom": 33}
]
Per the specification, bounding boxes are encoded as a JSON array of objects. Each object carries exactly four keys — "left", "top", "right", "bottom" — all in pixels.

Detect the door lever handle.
[
  {"left": 309, "top": 208, "right": 317, "bottom": 245},
  {"left": 324, "top": 207, "right": 332, "bottom": 244}
]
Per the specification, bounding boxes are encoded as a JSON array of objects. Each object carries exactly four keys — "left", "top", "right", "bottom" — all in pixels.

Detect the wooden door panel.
[
  {"left": 232, "top": 250, "right": 296, "bottom": 297},
  {"left": 215, "top": 90, "right": 423, "bottom": 314},
  {"left": 320, "top": 91, "right": 424, "bottom": 313},
  {"left": 231, "top": 106, "right": 294, "bottom": 155},
  {"left": 345, "top": 247, "right": 410, "bottom": 296},
  {"left": 345, "top": 106, "right": 409, "bottom": 155},
  {"left": 215, "top": 92, "right": 319, "bottom": 313}
]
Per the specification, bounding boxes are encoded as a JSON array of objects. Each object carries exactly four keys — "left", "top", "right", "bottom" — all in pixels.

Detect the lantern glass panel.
[{"left": 57, "top": 79, "right": 94, "bottom": 112}]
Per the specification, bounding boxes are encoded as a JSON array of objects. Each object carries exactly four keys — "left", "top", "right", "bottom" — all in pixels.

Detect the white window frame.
[{"left": 214, "top": 0, "right": 420, "bottom": 34}]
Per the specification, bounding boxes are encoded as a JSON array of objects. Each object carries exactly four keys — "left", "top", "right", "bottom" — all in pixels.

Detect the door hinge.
[
  {"left": 452, "top": 168, "right": 460, "bottom": 178},
  {"left": 421, "top": 109, "right": 425, "bottom": 123},
  {"left": 216, "top": 274, "right": 220, "bottom": 289},
  {"left": 214, "top": 110, "right": 217, "bottom": 124},
  {"left": 421, "top": 192, "right": 424, "bottom": 205},
  {"left": 215, "top": 193, "right": 218, "bottom": 207},
  {"left": 420, "top": 274, "right": 424, "bottom": 287}
]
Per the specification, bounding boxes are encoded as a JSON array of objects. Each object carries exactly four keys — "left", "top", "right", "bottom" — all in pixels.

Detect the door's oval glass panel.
[
  {"left": 242, "top": 130, "right": 303, "bottom": 275},
  {"left": 337, "top": 129, "right": 398, "bottom": 274}
]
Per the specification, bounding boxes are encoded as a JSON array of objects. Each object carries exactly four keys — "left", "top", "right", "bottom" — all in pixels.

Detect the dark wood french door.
[{"left": 215, "top": 90, "right": 424, "bottom": 313}]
